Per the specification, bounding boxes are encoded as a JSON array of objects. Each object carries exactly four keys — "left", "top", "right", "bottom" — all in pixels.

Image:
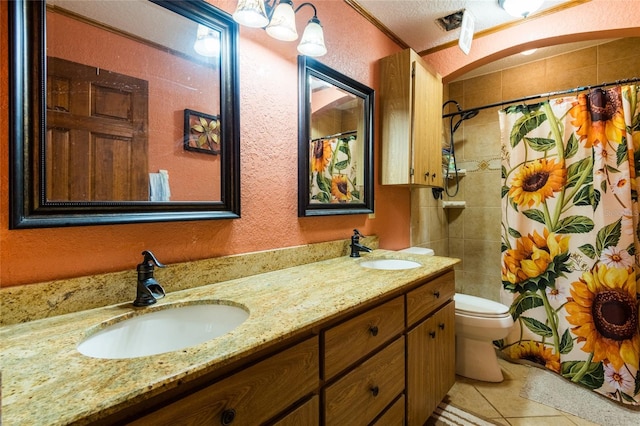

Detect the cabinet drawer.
[
  {"left": 324, "top": 296, "right": 404, "bottom": 379},
  {"left": 324, "top": 336, "right": 405, "bottom": 426},
  {"left": 131, "top": 337, "right": 319, "bottom": 426},
  {"left": 371, "top": 394, "right": 405, "bottom": 426},
  {"left": 272, "top": 395, "right": 319, "bottom": 426},
  {"left": 406, "top": 271, "right": 454, "bottom": 326}
]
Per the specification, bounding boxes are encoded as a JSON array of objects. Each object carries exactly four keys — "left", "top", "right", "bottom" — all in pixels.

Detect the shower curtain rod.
[
  {"left": 442, "top": 76, "right": 640, "bottom": 119},
  {"left": 311, "top": 129, "right": 357, "bottom": 142}
]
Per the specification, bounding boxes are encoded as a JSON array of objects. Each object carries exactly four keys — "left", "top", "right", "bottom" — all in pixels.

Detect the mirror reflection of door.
[
  {"left": 46, "top": 57, "right": 149, "bottom": 201},
  {"left": 44, "top": 0, "right": 223, "bottom": 203}
]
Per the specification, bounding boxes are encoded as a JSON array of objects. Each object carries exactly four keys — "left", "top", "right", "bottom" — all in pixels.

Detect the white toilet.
[
  {"left": 399, "top": 247, "right": 514, "bottom": 382},
  {"left": 454, "top": 293, "right": 514, "bottom": 382}
]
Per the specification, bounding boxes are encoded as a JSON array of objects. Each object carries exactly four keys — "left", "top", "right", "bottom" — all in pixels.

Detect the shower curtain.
[{"left": 499, "top": 85, "right": 640, "bottom": 407}]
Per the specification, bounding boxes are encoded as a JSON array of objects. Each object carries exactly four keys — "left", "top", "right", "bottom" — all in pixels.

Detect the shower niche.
[{"left": 379, "top": 48, "right": 443, "bottom": 187}]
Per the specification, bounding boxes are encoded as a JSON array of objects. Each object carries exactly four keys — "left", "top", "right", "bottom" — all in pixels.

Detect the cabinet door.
[
  {"left": 406, "top": 301, "right": 455, "bottom": 426},
  {"left": 433, "top": 302, "right": 456, "bottom": 400},
  {"left": 380, "top": 49, "right": 413, "bottom": 185},
  {"left": 130, "top": 337, "right": 319, "bottom": 426},
  {"left": 412, "top": 59, "right": 443, "bottom": 187}
]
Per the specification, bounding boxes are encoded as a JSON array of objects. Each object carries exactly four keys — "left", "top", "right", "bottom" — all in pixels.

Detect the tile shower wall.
[{"left": 411, "top": 38, "right": 640, "bottom": 302}]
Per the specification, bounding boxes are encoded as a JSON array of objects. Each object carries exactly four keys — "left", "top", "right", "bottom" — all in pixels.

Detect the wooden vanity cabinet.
[
  {"left": 117, "top": 270, "right": 456, "bottom": 426},
  {"left": 406, "top": 271, "right": 456, "bottom": 426},
  {"left": 129, "top": 337, "right": 319, "bottom": 426},
  {"left": 380, "top": 48, "right": 443, "bottom": 187}
]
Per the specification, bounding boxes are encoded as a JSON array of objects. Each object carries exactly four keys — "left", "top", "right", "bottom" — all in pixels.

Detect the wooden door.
[{"left": 46, "top": 57, "right": 149, "bottom": 201}]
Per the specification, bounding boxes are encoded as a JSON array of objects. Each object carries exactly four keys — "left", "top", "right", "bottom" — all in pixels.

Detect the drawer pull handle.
[
  {"left": 370, "top": 386, "right": 380, "bottom": 397},
  {"left": 433, "top": 290, "right": 440, "bottom": 298},
  {"left": 221, "top": 408, "right": 236, "bottom": 425},
  {"left": 429, "top": 331, "right": 436, "bottom": 338},
  {"left": 439, "top": 323, "right": 445, "bottom": 330},
  {"left": 369, "top": 325, "right": 379, "bottom": 336}
]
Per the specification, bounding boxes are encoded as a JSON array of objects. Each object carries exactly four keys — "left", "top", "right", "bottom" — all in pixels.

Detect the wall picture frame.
[{"left": 184, "top": 108, "right": 220, "bottom": 155}]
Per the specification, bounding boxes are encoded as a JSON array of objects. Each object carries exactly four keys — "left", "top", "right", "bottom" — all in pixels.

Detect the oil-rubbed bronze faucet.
[
  {"left": 350, "top": 229, "right": 372, "bottom": 257},
  {"left": 133, "top": 250, "right": 166, "bottom": 307}
]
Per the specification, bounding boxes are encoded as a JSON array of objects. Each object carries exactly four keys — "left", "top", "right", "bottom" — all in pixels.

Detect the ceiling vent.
[{"left": 436, "top": 9, "right": 465, "bottom": 32}]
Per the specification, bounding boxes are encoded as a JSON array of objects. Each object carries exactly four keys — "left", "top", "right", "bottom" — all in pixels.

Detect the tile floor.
[{"left": 446, "top": 358, "right": 600, "bottom": 426}]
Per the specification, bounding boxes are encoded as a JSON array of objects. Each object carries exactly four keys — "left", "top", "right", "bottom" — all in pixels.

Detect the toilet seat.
[{"left": 454, "top": 293, "right": 511, "bottom": 318}]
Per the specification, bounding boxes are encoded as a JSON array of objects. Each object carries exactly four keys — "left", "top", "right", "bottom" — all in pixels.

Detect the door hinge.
[{"left": 410, "top": 167, "right": 414, "bottom": 176}]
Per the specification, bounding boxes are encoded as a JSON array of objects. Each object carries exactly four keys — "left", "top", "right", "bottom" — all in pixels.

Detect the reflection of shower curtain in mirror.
[
  {"left": 499, "top": 85, "right": 640, "bottom": 407},
  {"left": 309, "top": 135, "right": 362, "bottom": 204}
]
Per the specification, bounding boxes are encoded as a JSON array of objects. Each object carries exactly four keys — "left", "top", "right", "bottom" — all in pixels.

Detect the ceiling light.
[
  {"left": 193, "top": 24, "right": 220, "bottom": 57},
  {"left": 233, "top": 1, "right": 327, "bottom": 57},
  {"left": 520, "top": 48, "right": 538, "bottom": 55},
  {"left": 498, "top": 0, "right": 544, "bottom": 18}
]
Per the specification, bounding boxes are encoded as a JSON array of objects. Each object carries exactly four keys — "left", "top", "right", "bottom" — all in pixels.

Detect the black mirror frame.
[
  {"left": 8, "top": 0, "right": 241, "bottom": 228},
  {"left": 297, "top": 56, "right": 374, "bottom": 217}
]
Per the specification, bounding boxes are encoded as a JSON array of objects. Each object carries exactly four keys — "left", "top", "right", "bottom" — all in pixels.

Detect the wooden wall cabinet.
[{"left": 379, "top": 48, "right": 443, "bottom": 187}]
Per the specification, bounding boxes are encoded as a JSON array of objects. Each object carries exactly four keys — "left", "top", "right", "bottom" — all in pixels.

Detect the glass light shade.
[
  {"left": 520, "top": 48, "right": 538, "bottom": 55},
  {"left": 266, "top": 1, "right": 298, "bottom": 41},
  {"left": 297, "top": 18, "right": 327, "bottom": 57},
  {"left": 233, "top": 0, "right": 269, "bottom": 28},
  {"left": 194, "top": 24, "right": 220, "bottom": 57},
  {"left": 499, "top": 0, "right": 544, "bottom": 18}
]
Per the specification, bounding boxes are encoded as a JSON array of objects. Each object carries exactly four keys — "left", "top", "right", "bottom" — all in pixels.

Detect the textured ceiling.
[{"left": 352, "top": 0, "right": 578, "bottom": 54}]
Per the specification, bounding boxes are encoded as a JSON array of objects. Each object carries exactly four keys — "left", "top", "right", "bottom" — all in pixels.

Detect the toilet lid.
[{"left": 454, "top": 293, "right": 511, "bottom": 316}]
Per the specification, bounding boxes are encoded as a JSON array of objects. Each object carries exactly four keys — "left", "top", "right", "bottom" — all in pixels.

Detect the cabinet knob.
[
  {"left": 220, "top": 408, "right": 236, "bottom": 425},
  {"left": 370, "top": 385, "right": 380, "bottom": 397},
  {"left": 433, "top": 290, "right": 440, "bottom": 298},
  {"left": 439, "top": 323, "right": 445, "bottom": 330},
  {"left": 432, "top": 172, "right": 437, "bottom": 179},
  {"left": 369, "top": 325, "right": 379, "bottom": 336},
  {"left": 429, "top": 331, "right": 436, "bottom": 339},
  {"left": 424, "top": 171, "right": 430, "bottom": 180}
]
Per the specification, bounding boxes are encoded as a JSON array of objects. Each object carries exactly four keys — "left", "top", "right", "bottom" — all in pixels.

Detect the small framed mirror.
[
  {"left": 9, "top": 0, "right": 240, "bottom": 228},
  {"left": 298, "top": 56, "right": 374, "bottom": 217}
]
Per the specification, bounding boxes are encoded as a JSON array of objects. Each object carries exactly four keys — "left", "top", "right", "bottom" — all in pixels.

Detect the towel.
[{"left": 149, "top": 170, "right": 171, "bottom": 201}]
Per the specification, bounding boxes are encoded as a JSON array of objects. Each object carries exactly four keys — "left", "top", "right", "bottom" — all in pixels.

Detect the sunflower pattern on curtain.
[
  {"left": 310, "top": 135, "right": 361, "bottom": 203},
  {"left": 499, "top": 85, "right": 640, "bottom": 407}
]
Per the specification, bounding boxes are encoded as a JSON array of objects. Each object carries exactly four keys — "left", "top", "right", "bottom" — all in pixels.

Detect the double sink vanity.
[{"left": 1, "top": 249, "right": 458, "bottom": 425}]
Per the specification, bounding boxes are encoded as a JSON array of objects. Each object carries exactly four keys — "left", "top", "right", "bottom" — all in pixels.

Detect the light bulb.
[
  {"left": 233, "top": 0, "right": 269, "bottom": 28},
  {"left": 297, "top": 17, "right": 326, "bottom": 57},
  {"left": 499, "top": 0, "right": 544, "bottom": 18},
  {"left": 266, "top": 0, "right": 298, "bottom": 41}
]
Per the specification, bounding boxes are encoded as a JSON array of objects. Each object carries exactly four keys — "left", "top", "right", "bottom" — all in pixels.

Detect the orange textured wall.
[
  {"left": 0, "top": 0, "right": 406, "bottom": 286},
  {"left": 423, "top": 0, "right": 640, "bottom": 81}
]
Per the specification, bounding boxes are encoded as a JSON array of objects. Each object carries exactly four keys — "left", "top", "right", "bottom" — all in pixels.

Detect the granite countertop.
[{"left": 0, "top": 250, "right": 458, "bottom": 425}]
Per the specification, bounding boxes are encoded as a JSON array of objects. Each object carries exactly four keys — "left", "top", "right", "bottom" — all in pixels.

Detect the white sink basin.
[
  {"left": 359, "top": 259, "right": 422, "bottom": 270},
  {"left": 77, "top": 303, "right": 249, "bottom": 359}
]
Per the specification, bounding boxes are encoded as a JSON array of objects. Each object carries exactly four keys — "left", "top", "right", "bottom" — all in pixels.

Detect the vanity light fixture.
[
  {"left": 193, "top": 24, "right": 220, "bottom": 57},
  {"left": 233, "top": 0, "right": 327, "bottom": 57},
  {"left": 498, "top": 0, "right": 544, "bottom": 18}
]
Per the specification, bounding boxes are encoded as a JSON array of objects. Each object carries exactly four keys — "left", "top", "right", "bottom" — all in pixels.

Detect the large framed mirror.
[
  {"left": 9, "top": 0, "right": 240, "bottom": 228},
  {"left": 298, "top": 56, "right": 374, "bottom": 217}
]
